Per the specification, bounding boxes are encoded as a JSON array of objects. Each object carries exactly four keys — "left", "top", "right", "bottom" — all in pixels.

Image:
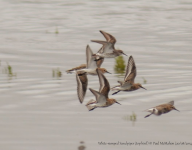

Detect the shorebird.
[
  {"left": 144, "top": 101, "right": 179, "bottom": 118},
  {"left": 78, "top": 45, "right": 111, "bottom": 75},
  {"left": 76, "top": 71, "right": 88, "bottom": 103},
  {"left": 111, "top": 56, "right": 146, "bottom": 95},
  {"left": 74, "top": 45, "right": 110, "bottom": 103},
  {"left": 66, "top": 64, "right": 86, "bottom": 74},
  {"left": 86, "top": 69, "right": 121, "bottom": 111},
  {"left": 91, "top": 30, "right": 127, "bottom": 60},
  {"left": 66, "top": 55, "right": 104, "bottom": 74},
  {"left": 66, "top": 45, "right": 110, "bottom": 75}
]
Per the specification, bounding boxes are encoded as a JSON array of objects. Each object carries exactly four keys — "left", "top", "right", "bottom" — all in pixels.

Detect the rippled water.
[{"left": 0, "top": 0, "right": 192, "bottom": 150}]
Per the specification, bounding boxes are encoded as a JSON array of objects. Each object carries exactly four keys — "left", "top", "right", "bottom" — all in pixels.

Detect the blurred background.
[{"left": 0, "top": 0, "right": 192, "bottom": 150}]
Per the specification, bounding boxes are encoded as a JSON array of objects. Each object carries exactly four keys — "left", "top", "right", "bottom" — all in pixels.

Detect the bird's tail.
[
  {"left": 111, "top": 85, "right": 120, "bottom": 91},
  {"left": 86, "top": 104, "right": 96, "bottom": 111}
]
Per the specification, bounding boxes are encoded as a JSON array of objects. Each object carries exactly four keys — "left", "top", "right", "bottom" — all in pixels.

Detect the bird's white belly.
[
  {"left": 112, "top": 86, "right": 127, "bottom": 91},
  {"left": 81, "top": 68, "right": 96, "bottom": 75},
  {"left": 112, "top": 83, "right": 132, "bottom": 91},
  {"left": 96, "top": 52, "right": 115, "bottom": 58},
  {"left": 122, "top": 83, "right": 132, "bottom": 89}
]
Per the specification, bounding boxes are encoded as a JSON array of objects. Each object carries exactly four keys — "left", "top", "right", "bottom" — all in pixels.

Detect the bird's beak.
[
  {"left": 116, "top": 101, "right": 121, "bottom": 105},
  {"left": 106, "top": 71, "right": 111, "bottom": 74},
  {"left": 123, "top": 53, "right": 127, "bottom": 56},
  {"left": 140, "top": 86, "right": 147, "bottom": 90},
  {"left": 174, "top": 108, "right": 180, "bottom": 112}
]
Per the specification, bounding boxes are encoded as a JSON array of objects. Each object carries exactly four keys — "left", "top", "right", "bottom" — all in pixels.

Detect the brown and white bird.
[
  {"left": 91, "top": 30, "right": 127, "bottom": 60},
  {"left": 111, "top": 56, "right": 146, "bottom": 95},
  {"left": 66, "top": 64, "right": 86, "bottom": 74},
  {"left": 66, "top": 47, "right": 104, "bottom": 74},
  {"left": 86, "top": 69, "right": 121, "bottom": 111},
  {"left": 144, "top": 101, "right": 179, "bottom": 118},
  {"left": 74, "top": 45, "right": 110, "bottom": 103},
  {"left": 66, "top": 45, "right": 110, "bottom": 75}
]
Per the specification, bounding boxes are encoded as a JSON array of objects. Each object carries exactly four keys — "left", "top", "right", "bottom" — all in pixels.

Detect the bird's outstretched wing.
[
  {"left": 97, "top": 69, "right": 110, "bottom": 98},
  {"left": 124, "top": 56, "right": 137, "bottom": 84},
  {"left": 76, "top": 71, "right": 88, "bottom": 103}
]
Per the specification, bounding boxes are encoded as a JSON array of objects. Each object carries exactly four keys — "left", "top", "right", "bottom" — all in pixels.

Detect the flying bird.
[
  {"left": 74, "top": 45, "right": 110, "bottom": 103},
  {"left": 144, "top": 101, "right": 179, "bottom": 118},
  {"left": 66, "top": 45, "right": 110, "bottom": 75},
  {"left": 66, "top": 47, "right": 104, "bottom": 73},
  {"left": 91, "top": 30, "right": 127, "bottom": 60},
  {"left": 86, "top": 69, "right": 121, "bottom": 111},
  {"left": 111, "top": 56, "right": 146, "bottom": 95}
]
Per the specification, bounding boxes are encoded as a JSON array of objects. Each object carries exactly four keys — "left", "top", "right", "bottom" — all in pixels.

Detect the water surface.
[{"left": 0, "top": 0, "right": 192, "bottom": 150}]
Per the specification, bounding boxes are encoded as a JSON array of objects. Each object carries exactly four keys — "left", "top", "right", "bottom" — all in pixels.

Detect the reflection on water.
[{"left": 78, "top": 141, "right": 86, "bottom": 150}]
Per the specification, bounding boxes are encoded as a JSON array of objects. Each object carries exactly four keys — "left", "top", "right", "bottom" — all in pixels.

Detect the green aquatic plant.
[
  {"left": 55, "top": 27, "right": 59, "bottom": 34},
  {"left": 8, "top": 65, "right": 12, "bottom": 75},
  {"left": 2, "top": 62, "right": 17, "bottom": 78},
  {"left": 114, "top": 56, "right": 125, "bottom": 75},
  {"left": 123, "top": 112, "right": 137, "bottom": 126},
  {"left": 52, "top": 69, "right": 55, "bottom": 77},
  {"left": 142, "top": 77, "right": 147, "bottom": 84},
  {"left": 52, "top": 68, "right": 62, "bottom": 78},
  {"left": 130, "top": 112, "right": 137, "bottom": 122}
]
